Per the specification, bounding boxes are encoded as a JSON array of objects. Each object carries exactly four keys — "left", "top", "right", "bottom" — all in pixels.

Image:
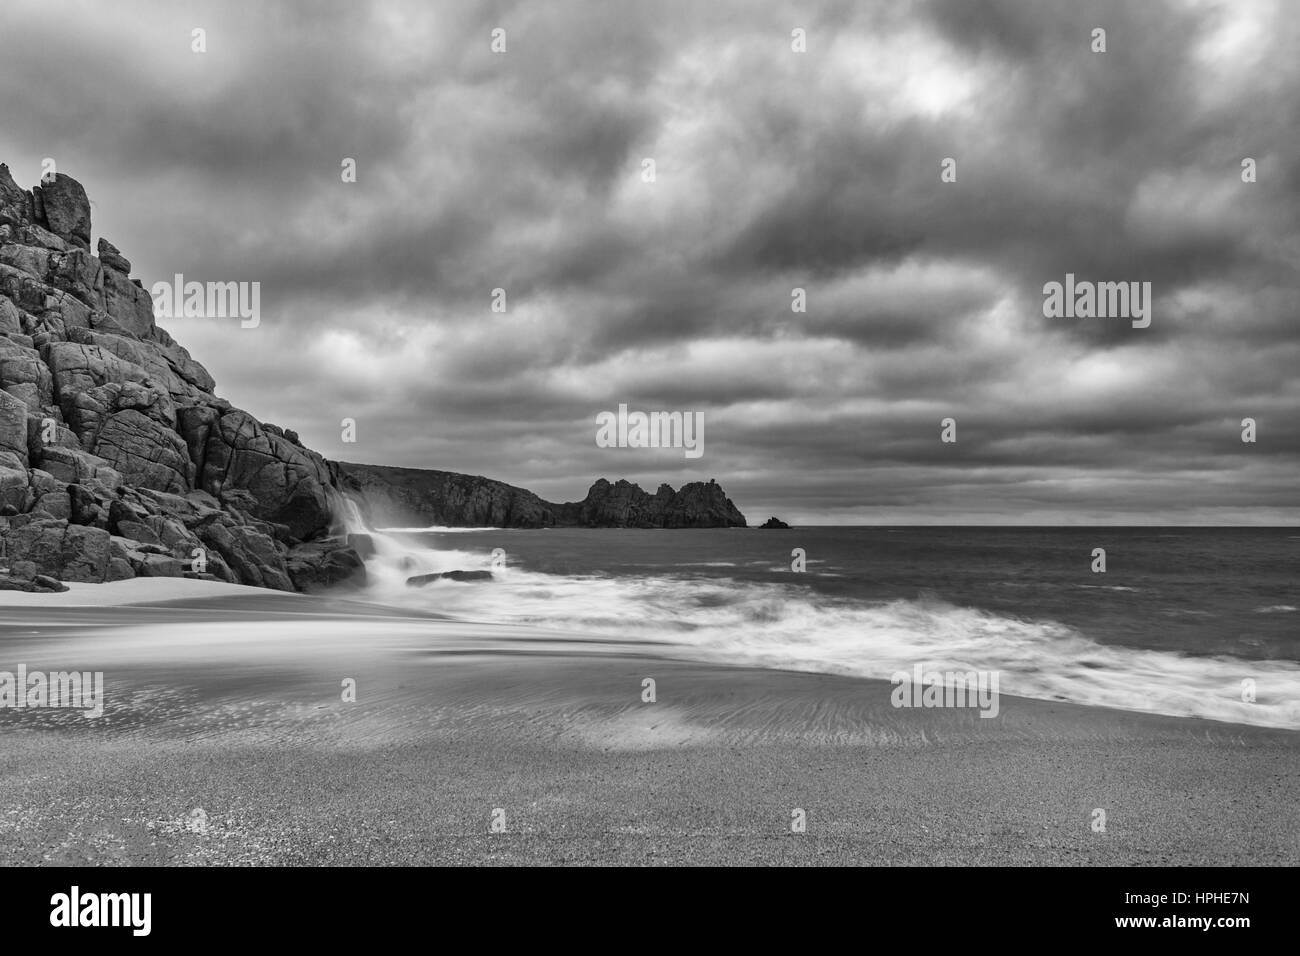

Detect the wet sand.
[{"left": 1, "top": 584, "right": 1296, "bottom": 865}]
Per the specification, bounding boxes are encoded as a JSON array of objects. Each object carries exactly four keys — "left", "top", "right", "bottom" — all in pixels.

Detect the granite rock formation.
[
  {"left": 0, "top": 164, "right": 748, "bottom": 594},
  {"left": 0, "top": 164, "right": 364, "bottom": 592}
]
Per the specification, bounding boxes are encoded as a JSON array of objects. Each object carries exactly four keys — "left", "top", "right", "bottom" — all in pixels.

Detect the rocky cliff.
[
  {"left": 0, "top": 164, "right": 747, "bottom": 595},
  {"left": 332, "top": 463, "right": 555, "bottom": 528},
  {"left": 336, "top": 463, "right": 747, "bottom": 529},
  {"left": 0, "top": 164, "right": 364, "bottom": 592}
]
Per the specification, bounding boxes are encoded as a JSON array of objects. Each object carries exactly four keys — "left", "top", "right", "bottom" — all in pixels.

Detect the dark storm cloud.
[{"left": 1, "top": 0, "right": 1296, "bottom": 522}]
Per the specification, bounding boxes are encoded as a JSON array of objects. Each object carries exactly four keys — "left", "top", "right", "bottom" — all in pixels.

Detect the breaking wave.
[{"left": 343, "top": 507, "right": 1300, "bottom": 730}]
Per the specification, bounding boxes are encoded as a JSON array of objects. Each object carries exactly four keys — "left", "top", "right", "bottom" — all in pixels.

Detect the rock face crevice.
[{"left": 0, "top": 164, "right": 362, "bottom": 592}]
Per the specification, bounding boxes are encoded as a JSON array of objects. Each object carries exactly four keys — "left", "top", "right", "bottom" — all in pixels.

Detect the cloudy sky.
[{"left": 1, "top": 0, "right": 1296, "bottom": 523}]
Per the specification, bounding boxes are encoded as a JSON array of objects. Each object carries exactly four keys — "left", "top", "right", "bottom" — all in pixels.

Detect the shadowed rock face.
[{"left": 0, "top": 164, "right": 362, "bottom": 591}]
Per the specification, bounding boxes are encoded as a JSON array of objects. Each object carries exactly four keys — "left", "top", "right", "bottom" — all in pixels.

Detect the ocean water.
[{"left": 350, "top": 522, "right": 1300, "bottom": 729}]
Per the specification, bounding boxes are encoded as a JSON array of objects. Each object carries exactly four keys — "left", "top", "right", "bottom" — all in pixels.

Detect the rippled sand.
[{"left": 1, "top": 581, "right": 1296, "bottom": 865}]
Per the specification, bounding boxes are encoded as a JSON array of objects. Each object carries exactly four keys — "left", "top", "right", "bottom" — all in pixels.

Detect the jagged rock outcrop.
[
  {"left": 0, "top": 163, "right": 363, "bottom": 592},
  {"left": 336, "top": 462, "right": 747, "bottom": 530},
  {"left": 758, "top": 516, "right": 790, "bottom": 529},
  {"left": 553, "top": 477, "right": 747, "bottom": 528}
]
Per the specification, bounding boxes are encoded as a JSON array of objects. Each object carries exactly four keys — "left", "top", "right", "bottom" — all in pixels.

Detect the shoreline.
[
  {"left": 1, "top": 577, "right": 1296, "bottom": 732},
  {"left": 1, "top": 581, "right": 1297, "bottom": 865}
]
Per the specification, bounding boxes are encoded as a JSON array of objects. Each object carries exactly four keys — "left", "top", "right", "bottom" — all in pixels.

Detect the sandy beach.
[{"left": 1, "top": 581, "right": 1296, "bottom": 866}]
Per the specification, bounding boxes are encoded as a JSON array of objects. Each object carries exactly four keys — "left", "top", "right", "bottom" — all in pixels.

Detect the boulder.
[
  {"left": 61, "top": 524, "right": 112, "bottom": 582},
  {"left": 198, "top": 519, "right": 294, "bottom": 591},
  {"left": 285, "top": 539, "right": 367, "bottom": 592},
  {"left": 0, "top": 572, "right": 68, "bottom": 593},
  {"left": 96, "top": 238, "right": 131, "bottom": 275},
  {"left": 7, "top": 517, "right": 69, "bottom": 577},
  {"left": 406, "top": 569, "right": 495, "bottom": 586},
  {"left": 34, "top": 174, "right": 91, "bottom": 251},
  {"left": 101, "top": 268, "right": 155, "bottom": 338},
  {"left": 133, "top": 552, "right": 185, "bottom": 577}
]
